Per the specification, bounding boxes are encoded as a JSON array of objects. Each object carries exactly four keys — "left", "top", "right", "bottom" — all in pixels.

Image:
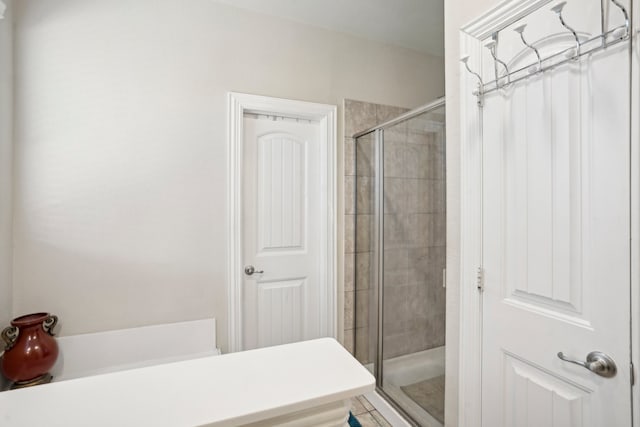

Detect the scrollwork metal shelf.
[{"left": 461, "top": 0, "right": 630, "bottom": 107}]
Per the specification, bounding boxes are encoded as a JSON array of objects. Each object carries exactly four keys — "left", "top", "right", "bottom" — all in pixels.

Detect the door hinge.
[
  {"left": 631, "top": 362, "right": 635, "bottom": 386},
  {"left": 477, "top": 266, "right": 484, "bottom": 292}
]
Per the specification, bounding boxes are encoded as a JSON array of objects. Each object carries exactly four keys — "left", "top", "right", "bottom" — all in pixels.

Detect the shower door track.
[{"left": 353, "top": 97, "right": 445, "bottom": 139}]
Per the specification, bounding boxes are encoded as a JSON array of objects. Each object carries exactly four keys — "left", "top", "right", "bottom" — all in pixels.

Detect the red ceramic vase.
[{"left": 1, "top": 312, "right": 59, "bottom": 386}]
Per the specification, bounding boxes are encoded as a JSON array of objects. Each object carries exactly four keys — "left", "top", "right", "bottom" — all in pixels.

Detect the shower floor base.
[
  {"left": 401, "top": 375, "right": 445, "bottom": 423},
  {"left": 380, "top": 346, "right": 445, "bottom": 427}
]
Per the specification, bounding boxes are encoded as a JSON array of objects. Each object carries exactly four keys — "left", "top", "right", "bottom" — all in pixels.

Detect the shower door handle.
[{"left": 557, "top": 351, "right": 617, "bottom": 378}]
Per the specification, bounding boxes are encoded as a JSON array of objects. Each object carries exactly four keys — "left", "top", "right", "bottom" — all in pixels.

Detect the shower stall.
[{"left": 353, "top": 98, "right": 446, "bottom": 427}]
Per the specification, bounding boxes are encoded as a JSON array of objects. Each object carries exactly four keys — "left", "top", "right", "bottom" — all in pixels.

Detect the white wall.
[
  {"left": 444, "top": 0, "right": 501, "bottom": 425},
  {"left": 0, "top": 0, "right": 13, "bottom": 328},
  {"left": 11, "top": 0, "right": 444, "bottom": 352}
]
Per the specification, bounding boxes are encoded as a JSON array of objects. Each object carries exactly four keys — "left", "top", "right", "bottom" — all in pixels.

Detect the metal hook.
[
  {"left": 460, "top": 55, "right": 484, "bottom": 107},
  {"left": 551, "top": 1, "right": 581, "bottom": 59},
  {"left": 484, "top": 39, "right": 511, "bottom": 87},
  {"left": 514, "top": 24, "right": 542, "bottom": 74},
  {"left": 609, "top": 0, "right": 629, "bottom": 40}
]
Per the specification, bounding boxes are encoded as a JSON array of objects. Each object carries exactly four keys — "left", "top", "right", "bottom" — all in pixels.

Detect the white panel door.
[
  {"left": 242, "top": 116, "right": 321, "bottom": 350},
  {"left": 481, "top": 2, "right": 632, "bottom": 426}
]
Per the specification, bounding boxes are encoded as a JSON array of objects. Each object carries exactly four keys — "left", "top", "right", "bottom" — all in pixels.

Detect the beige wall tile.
[
  {"left": 383, "top": 249, "right": 409, "bottom": 287},
  {"left": 429, "top": 213, "right": 446, "bottom": 247},
  {"left": 355, "top": 326, "right": 370, "bottom": 364},
  {"left": 383, "top": 141, "right": 404, "bottom": 178},
  {"left": 407, "top": 284, "right": 427, "bottom": 315},
  {"left": 383, "top": 214, "right": 410, "bottom": 249},
  {"left": 345, "top": 176, "right": 356, "bottom": 215},
  {"left": 345, "top": 137, "right": 356, "bottom": 176},
  {"left": 376, "top": 104, "right": 409, "bottom": 124},
  {"left": 355, "top": 252, "right": 372, "bottom": 291},
  {"left": 414, "top": 213, "right": 446, "bottom": 247},
  {"left": 406, "top": 178, "right": 445, "bottom": 214},
  {"left": 383, "top": 285, "right": 409, "bottom": 318},
  {"left": 408, "top": 246, "right": 445, "bottom": 286},
  {"left": 345, "top": 290, "right": 355, "bottom": 330},
  {"left": 384, "top": 316, "right": 410, "bottom": 336},
  {"left": 355, "top": 289, "right": 369, "bottom": 329},
  {"left": 345, "top": 252, "right": 355, "bottom": 292},
  {"left": 345, "top": 100, "right": 377, "bottom": 137},
  {"left": 428, "top": 138, "right": 446, "bottom": 181},
  {"left": 405, "top": 143, "right": 429, "bottom": 179},
  {"left": 383, "top": 177, "right": 406, "bottom": 214},
  {"left": 356, "top": 176, "right": 374, "bottom": 214},
  {"left": 383, "top": 332, "right": 413, "bottom": 359},
  {"left": 407, "top": 129, "right": 431, "bottom": 145},
  {"left": 345, "top": 214, "right": 355, "bottom": 254},
  {"left": 404, "top": 179, "right": 420, "bottom": 213},
  {"left": 356, "top": 214, "right": 373, "bottom": 252},
  {"left": 430, "top": 179, "right": 446, "bottom": 214},
  {"left": 384, "top": 124, "right": 408, "bottom": 143},
  {"left": 356, "top": 136, "right": 375, "bottom": 177},
  {"left": 343, "top": 328, "right": 355, "bottom": 355}
]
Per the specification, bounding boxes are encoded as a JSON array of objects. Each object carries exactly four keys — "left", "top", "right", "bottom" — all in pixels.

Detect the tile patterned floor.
[{"left": 350, "top": 395, "right": 392, "bottom": 427}]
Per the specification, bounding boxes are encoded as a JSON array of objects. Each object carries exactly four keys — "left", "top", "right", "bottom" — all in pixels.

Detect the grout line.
[{"left": 352, "top": 395, "right": 391, "bottom": 426}]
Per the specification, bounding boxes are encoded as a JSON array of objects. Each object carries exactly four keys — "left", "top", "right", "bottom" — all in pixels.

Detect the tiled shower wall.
[
  {"left": 343, "top": 100, "right": 446, "bottom": 363},
  {"left": 380, "top": 112, "right": 446, "bottom": 360},
  {"left": 343, "top": 100, "right": 408, "bottom": 357}
]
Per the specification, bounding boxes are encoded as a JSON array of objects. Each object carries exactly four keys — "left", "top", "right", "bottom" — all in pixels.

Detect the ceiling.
[{"left": 209, "top": 0, "right": 444, "bottom": 57}]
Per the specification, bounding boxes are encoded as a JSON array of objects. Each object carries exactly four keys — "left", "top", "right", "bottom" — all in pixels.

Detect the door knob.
[
  {"left": 244, "top": 265, "right": 264, "bottom": 276},
  {"left": 557, "top": 351, "right": 617, "bottom": 378}
]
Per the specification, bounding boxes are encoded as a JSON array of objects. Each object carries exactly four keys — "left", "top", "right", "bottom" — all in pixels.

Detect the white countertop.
[{"left": 0, "top": 338, "right": 375, "bottom": 427}]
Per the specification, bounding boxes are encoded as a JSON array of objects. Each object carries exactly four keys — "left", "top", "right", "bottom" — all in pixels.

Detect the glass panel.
[
  {"left": 380, "top": 106, "right": 446, "bottom": 426},
  {"left": 353, "top": 102, "right": 446, "bottom": 426},
  {"left": 354, "top": 131, "right": 377, "bottom": 373}
]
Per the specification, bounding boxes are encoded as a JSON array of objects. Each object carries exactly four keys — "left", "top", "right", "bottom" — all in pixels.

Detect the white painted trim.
[
  {"left": 51, "top": 319, "right": 219, "bottom": 382},
  {"left": 631, "top": 5, "right": 639, "bottom": 427},
  {"left": 462, "top": 0, "right": 552, "bottom": 39},
  {"left": 0, "top": 1, "right": 6, "bottom": 20},
  {"left": 458, "top": 30, "right": 484, "bottom": 427},
  {"left": 226, "top": 92, "right": 337, "bottom": 353},
  {"left": 458, "top": 2, "right": 552, "bottom": 427},
  {"left": 363, "top": 391, "right": 412, "bottom": 427}
]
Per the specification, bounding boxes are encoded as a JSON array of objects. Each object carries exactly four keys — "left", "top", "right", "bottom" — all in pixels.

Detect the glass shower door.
[
  {"left": 353, "top": 100, "right": 446, "bottom": 426},
  {"left": 353, "top": 130, "right": 378, "bottom": 373},
  {"left": 378, "top": 106, "right": 446, "bottom": 426}
]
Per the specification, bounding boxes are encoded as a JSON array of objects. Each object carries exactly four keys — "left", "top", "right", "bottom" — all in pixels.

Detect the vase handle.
[
  {"left": 1, "top": 326, "right": 19, "bottom": 351},
  {"left": 42, "top": 315, "right": 58, "bottom": 336}
]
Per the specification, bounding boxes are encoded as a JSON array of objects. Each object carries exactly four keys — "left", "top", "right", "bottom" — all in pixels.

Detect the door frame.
[
  {"left": 226, "top": 92, "right": 338, "bottom": 353},
  {"left": 458, "top": 1, "right": 638, "bottom": 426},
  {"left": 631, "top": 3, "right": 639, "bottom": 426}
]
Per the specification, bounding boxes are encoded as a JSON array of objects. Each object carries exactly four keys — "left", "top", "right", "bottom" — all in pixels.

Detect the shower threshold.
[{"left": 364, "top": 346, "right": 445, "bottom": 427}]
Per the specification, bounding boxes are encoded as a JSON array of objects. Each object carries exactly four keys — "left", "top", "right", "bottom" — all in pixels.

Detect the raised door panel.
[
  {"left": 502, "top": 64, "right": 585, "bottom": 319},
  {"left": 504, "top": 354, "right": 589, "bottom": 427},
  {"left": 257, "top": 133, "right": 306, "bottom": 253},
  {"left": 257, "top": 279, "right": 305, "bottom": 348}
]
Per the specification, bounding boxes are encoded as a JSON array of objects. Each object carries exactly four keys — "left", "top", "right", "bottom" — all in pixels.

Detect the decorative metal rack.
[{"left": 461, "top": 0, "right": 630, "bottom": 106}]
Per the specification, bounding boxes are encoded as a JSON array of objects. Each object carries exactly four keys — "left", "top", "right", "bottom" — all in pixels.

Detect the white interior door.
[
  {"left": 480, "top": 1, "right": 632, "bottom": 426},
  {"left": 242, "top": 115, "right": 321, "bottom": 350}
]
